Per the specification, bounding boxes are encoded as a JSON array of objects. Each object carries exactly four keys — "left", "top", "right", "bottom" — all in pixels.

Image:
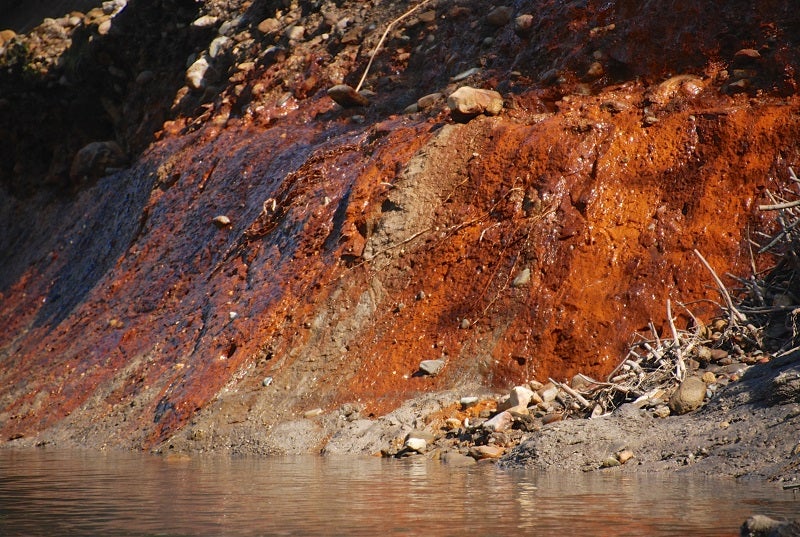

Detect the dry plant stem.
[
  {"left": 666, "top": 299, "right": 685, "bottom": 380},
  {"left": 693, "top": 249, "right": 748, "bottom": 323},
  {"left": 548, "top": 378, "right": 591, "bottom": 408},
  {"left": 355, "top": 0, "right": 434, "bottom": 93}
]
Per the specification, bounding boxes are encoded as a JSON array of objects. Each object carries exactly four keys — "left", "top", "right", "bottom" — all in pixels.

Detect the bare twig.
[
  {"left": 355, "top": 0, "right": 435, "bottom": 93},
  {"left": 694, "top": 249, "right": 747, "bottom": 323}
]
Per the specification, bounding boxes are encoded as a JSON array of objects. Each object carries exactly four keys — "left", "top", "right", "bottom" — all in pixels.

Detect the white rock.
[
  {"left": 482, "top": 411, "right": 513, "bottom": 432},
  {"left": 447, "top": 86, "right": 503, "bottom": 117},
  {"left": 186, "top": 56, "right": 210, "bottom": 91},
  {"left": 499, "top": 385, "right": 534, "bottom": 411},
  {"left": 192, "top": 15, "right": 219, "bottom": 28},
  {"left": 405, "top": 437, "right": 427, "bottom": 452}
]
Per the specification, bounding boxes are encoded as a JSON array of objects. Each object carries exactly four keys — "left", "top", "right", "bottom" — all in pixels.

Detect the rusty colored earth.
[{"left": 1, "top": 0, "right": 799, "bottom": 452}]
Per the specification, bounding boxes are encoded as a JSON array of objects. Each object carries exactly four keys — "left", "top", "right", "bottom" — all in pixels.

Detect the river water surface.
[{"left": 0, "top": 449, "right": 798, "bottom": 536}]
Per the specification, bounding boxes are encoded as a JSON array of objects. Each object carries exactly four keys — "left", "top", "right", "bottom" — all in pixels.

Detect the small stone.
[
  {"left": 405, "top": 437, "right": 427, "bottom": 452},
  {"left": 617, "top": 449, "right": 634, "bottom": 464},
  {"left": 303, "top": 408, "right": 323, "bottom": 418},
  {"left": 327, "top": 84, "right": 369, "bottom": 107},
  {"left": 702, "top": 371, "right": 716, "bottom": 384},
  {"left": 419, "top": 359, "right": 445, "bottom": 376},
  {"left": 97, "top": 19, "right": 112, "bottom": 35},
  {"left": 257, "top": 18, "right": 280, "bottom": 35},
  {"left": 136, "top": 70, "right": 155, "bottom": 84},
  {"left": 444, "top": 417, "right": 462, "bottom": 430},
  {"left": 447, "top": 86, "right": 503, "bottom": 118},
  {"left": 108, "top": 318, "right": 124, "bottom": 329},
  {"left": 417, "top": 92, "right": 443, "bottom": 110},
  {"left": 486, "top": 6, "right": 513, "bottom": 27},
  {"left": 460, "top": 318, "right": 470, "bottom": 329},
  {"left": 469, "top": 445, "right": 504, "bottom": 459},
  {"left": 709, "top": 348, "right": 729, "bottom": 362},
  {"left": 511, "top": 268, "right": 531, "bottom": 287},
  {"left": 498, "top": 385, "right": 534, "bottom": 411},
  {"left": 586, "top": 61, "right": 604, "bottom": 78},
  {"left": 601, "top": 456, "right": 621, "bottom": 468},
  {"left": 460, "top": 396, "right": 479, "bottom": 408},
  {"left": 441, "top": 451, "right": 476, "bottom": 466},
  {"left": 538, "top": 382, "right": 558, "bottom": 403},
  {"left": 228, "top": 311, "right": 238, "bottom": 320},
  {"left": 212, "top": 215, "right": 231, "bottom": 228},
  {"left": 514, "top": 14, "right": 533, "bottom": 34},
  {"left": 451, "top": 67, "right": 481, "bottom": 82},
  {"left": 191, "top": 15, "right": 218, "bottom": 28},
  {"left": 209, "top": 36, "right": 232, "bottom": 58},
  {"left": 186, "top": 56, "right": 210, "bottom": 91},
  {"left": 734, "top": 48, "right": 761, "bottom": 60},
  {"left": 482, "top": 411, "right": 513, "bottom": 432},
  {"left": 69, "top": 141, "right": 127, "bottom": 181},
  {"left": 652, "top": 405, "right": 670, "bottom": 418},
  {"left": 403, "top": 103, "right": 419, "bottom": 114},
  {"left": 262, "top": 376, "right": 273, "bottom": 387},
  {"left": 285, "top": 25, "right": 305, "bottom": 41},
  {"left": 669, "top": 376, "right": 707, "bottom": 415}
]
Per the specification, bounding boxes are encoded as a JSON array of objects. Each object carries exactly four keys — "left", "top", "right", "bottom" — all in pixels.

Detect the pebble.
[
  {"left": 617, "top": 449, "right": 634, "bottom": 464},
  {"left": 600, "top": 456, "right": 621, "bottom": 468},
  {"left": 538, "top": 382, "right": 558, "bottom": 403},
  {"left": 447, "top": 86, "right": 504, "bottom": 118},
  {"left": 498, "top": 385, "right": 534, "bottom": 411},
  {"left": 191, "top": 15, "right": 219, "bottom": 28},
  {"left": 486, "top": 6, "right": 513, "bottom": 27},
  {"left": 482, "top": 411, "right": 513, "bottom": 432},
  {"left": 285, "top": 25, "right": 305, "bottom": 41},
  {"left": 327, "top": 84, "right": 369, "bottom": 107},
  {"left": 209, "top": 36, "right": 232, "bottom": 58},
  {"left": 405, "top": 437, "right": 427, "bottom": 452},
  {"left": 469, "top": 445, "right": 504, "bottom": 459},
  {"left": 257, "top": 18, "right": 280, "bottom": 35},
  {"left": 97, "top": 20, "right": 112, "bottom": 35},
  {"left": 262, "top": 376, "right": 273, "bottom": 387},
  {"left": 417, "top": 92, "right": 443, "bottom": 110},
  {"left": 511, "top": 268, "right": 531, "bottom": 287},
  {"left": 441, "top": 451, "right": 476, "bottom": 466},
  {"left": 212, "top": 215, "right": 231, "bottom": 228},
  {"left": 186, "top": 56, "right": 210, "bottom": 91},
  {"left": 514, "top": 14, "right": 533, "bottom": 35},
  {"left": 669, "top": 376, "right": 706, "bottom": 415},
  {"left": 419, "top": 359, "right": 445, "bottom": 376},
  {"left": 460, "top": 396, "right": 479, "bottom": 408},
  {"left": 451, "top": 67, "right": 481, "bottom": 82},
  {"left": 69, "top": 141, "right": 127, "bottom": 181},
  {"left": 303, "top": 408, "right": 324, "bottom": 418},
  {"left": 460, "top": 318, "right": 470, "bottom": 329}
]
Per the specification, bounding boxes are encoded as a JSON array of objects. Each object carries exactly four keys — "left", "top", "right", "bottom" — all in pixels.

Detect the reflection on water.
[{"left": 0, "top": 449, "right": 797, "bottom": 536}]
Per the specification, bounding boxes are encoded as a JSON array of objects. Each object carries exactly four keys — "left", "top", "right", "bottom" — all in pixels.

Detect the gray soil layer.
[{"left": 499, "top": 352, "right": 800, "bottom": 482}]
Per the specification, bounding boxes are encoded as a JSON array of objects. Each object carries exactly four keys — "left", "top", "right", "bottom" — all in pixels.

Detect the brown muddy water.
[{"left": 0, "top": 449, "right": 798, "bottom": 536}]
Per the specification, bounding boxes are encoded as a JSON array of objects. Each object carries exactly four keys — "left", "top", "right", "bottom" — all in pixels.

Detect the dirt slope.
[{"left": 1, "top": 0, "right": 799, "bottom": 453}]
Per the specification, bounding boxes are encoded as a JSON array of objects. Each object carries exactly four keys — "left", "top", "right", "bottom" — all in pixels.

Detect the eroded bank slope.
[{"left": 1, "top": 0, "right": 799, "bottom": 459}]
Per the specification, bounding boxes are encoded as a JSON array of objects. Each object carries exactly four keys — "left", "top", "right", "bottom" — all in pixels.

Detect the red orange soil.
[{"left": 0, "top": 0, "right": 799, "bottom": 458}]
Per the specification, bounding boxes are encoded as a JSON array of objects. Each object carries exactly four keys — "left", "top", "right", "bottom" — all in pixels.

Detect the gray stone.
[
  {"left": 327, "top": 84, "right": 369, "bottom": 107},
  {"left": 209, "top": 36, "right": 232, "bottom": 58},
  {"left": 285, "top": 25, "right": 305, "bottom": 41},
  {"left": 447, "top": 86, "right": 503, "bottom": 117},
  {"left": 69, "top": 141, "right": 127, "bottom": 181},
  {"left": 419, "top": 359, "right": 445, "bottom": 376},
  {"left": 417, "top": 92, "right": 443, "bottom": 110},
  {"left": 486, "top": 6, "right": 513, "bottom": 27},
  {"left": 669, "top": 376, "right": 707, "bottom": 415},
  {"left": 441, "top": 451, "right": 476, "bottom": 466}
]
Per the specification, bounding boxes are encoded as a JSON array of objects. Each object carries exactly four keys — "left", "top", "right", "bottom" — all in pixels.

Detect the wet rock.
[
  {"left": 417, "top": 92, "right": 443, "bottom": 110},
  {"left": 69, "top": 141, "right": 127, "bottom": 182},
  {"left": 486, "top": 6, "right": 512, "bottom": 27},
  {"left": 419, "top": 359, "right": 445, "bottom": 376},
  {"left": 469, "top": 445, "right": 504, "bottom": 459},
  {"left": 447, "top": 86, "right": 503, "bottom": 119},
  {"left": 441, "top": 451, "right": 476, "bottom": 466},
  {"left": 186, "top": 56, "right": 210, "bottom": 91},
  {"left": 327, "top": 84, "right": 369, "bottom": 107},
  {"left": 483, "top": 411, "right": 513, "bottom": 432},
  {"left": 405, "top": 437, "right": 427, "bottom": 452},
  {"left": 669, "top": 376, "right": 707, "bottom": 415},
  {"left": 740, "top": 515, "right": 800, "bottom": 537}
]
